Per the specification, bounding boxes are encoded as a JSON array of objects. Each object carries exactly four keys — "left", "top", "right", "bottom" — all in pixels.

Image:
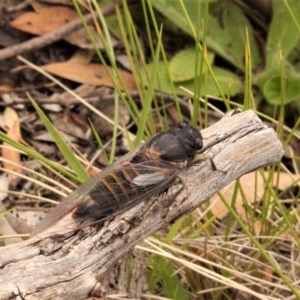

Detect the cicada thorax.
[{"left": 145, "top": 122, "right": 203, "bottom": 162}]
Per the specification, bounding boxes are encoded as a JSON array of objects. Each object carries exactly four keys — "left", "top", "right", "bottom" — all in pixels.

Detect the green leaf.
[
  {"left": 220, "top": 1, "right": 262, "bottom": 69},
  {"left": 263, "top": 75, "right": 300, "bottom": 105},
  {"left": 194, "top": 66, "right": 243, "bottom": 96},
  {"left": 266, "top": 0, "right": 300, "bottom": 68},
  {"left": 169, "top": 47, "right": 214, "bottom": 82},
  {"left": 141, "top": 60, "right": 173, "bottom": 93},
  {"left": 150, "top": 0, "right": 262, "bottom": 70},
  {"left": 142, "top": 61, "right": 243, "bottom": 97}
]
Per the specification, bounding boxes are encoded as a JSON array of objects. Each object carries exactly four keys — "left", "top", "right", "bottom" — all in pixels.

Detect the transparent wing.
[
  {"left": 75, "top": 161, "right": 181, "bottom": 219},
  {"left": 31, "top": 149, "right": 181, "bottom": 235}
]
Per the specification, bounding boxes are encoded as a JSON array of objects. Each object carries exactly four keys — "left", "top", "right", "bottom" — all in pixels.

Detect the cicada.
[{"left": 32, "top": 123, "right": 206, "bottom": 235}]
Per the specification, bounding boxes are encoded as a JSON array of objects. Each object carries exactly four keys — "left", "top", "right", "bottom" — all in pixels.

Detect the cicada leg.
[
  {"left": 193, "top": 153, "right": 217, "bottom": 171},
  {"left": 193, "top": 153, "right": 227, "bottom": 175},
  {"left": 159, "top": 175, "right": 186, "bottom": 210},
  {"left": 172, "top": 176, "right": 186, "bottom": 198},
  {"left": 159, "top": 174, "right": 195, "bottom": 221}
]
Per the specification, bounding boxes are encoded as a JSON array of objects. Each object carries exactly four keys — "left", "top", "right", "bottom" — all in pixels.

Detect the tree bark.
[{"left": 0, "top": 110, "right": 283, "bottom": 300}]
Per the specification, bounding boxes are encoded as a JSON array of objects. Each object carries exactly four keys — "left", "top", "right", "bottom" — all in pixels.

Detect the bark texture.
[{"left": 0, "top": 110, "right": 283, "bottom": 299}]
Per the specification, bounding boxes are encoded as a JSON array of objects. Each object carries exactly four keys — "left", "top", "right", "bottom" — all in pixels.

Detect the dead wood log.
[{"left": 0, "top": 110, "right": 283, "bottom": 299}]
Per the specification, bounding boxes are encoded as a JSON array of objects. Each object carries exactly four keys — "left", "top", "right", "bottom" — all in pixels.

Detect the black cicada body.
[{"left": 32, "top": 123, "right": 203, "bottom": 235}]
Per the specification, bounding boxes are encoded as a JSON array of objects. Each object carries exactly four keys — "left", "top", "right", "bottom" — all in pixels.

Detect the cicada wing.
[
  {"left": 77, "top": 160, "right": 182, "bottom": 221},
  {"left": 31, "top": 148, "right": 142, "bottom": 236}
]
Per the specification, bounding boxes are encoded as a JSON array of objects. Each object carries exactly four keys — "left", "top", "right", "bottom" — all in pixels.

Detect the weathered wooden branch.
[{"left": 0, "top": 110, "right": 283, "bottom": 299}]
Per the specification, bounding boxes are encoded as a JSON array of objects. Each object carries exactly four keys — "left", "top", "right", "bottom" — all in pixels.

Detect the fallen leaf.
[
  {"left": 87, "top": 166, "right": 101, "bottom": 177},
  {"left": 10, "top": 6, "right": 117, "bottom": 49},
  {"left": 0, "top": 173, "right": 10, "bottom": 203},
  {"left": 209, "top": 171, "right": 296, "bottom": 221},
  {"left": 69, "top": 49, "right": 94, "bottom": 64},
  {"left": 4, "top": 106, "right": 19, "bottom": 129},
  {"left": 10, "top": 6, "right": 78, "bottom": 35},
  {"left": 41, "top": 60, "right": 136, "bottom": 91},
  {"left": 0, "top": 83, "right": 13, "bottom": 94},
  {"left": 92, "top": 97, "right": 130, "bottom": 137},
  {"left": 48, "top": 112, "right": 89, "bottom": 140},
  {"left": 262, "top": 266, "right": 274, "bottom": 283},
  {"left": 66, "top": 26, "right": 118, "bottom": 50},
  {"left": 3, "top": 107, "right": 22, "bottom": 180}
]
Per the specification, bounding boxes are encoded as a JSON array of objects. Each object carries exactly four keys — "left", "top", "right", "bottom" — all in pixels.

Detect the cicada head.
[{"left": 147, "top": 123, "right": 203, "bottom": 162}]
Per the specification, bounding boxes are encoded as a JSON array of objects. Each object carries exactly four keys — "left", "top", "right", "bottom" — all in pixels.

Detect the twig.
[{"left": 0, "top": 110, "right": 283, "bottom": 299}]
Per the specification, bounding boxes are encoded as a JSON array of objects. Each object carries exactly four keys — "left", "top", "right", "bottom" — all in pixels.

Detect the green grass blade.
[
  {"left": 0, "top": 131, "right": 78, "bottom": 181},
  {"left": 29, "top": 95, "right": 89, "bottom": 182}
]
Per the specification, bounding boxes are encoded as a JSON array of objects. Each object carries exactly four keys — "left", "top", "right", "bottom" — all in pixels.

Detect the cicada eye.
[
  {"left": 177, "top": 122, "right": 188, "bottom": 129},
  {"left": 194, "top": 136, "right": 203, "bottom": 151},
  {"left": 182, "top": 136, "right": 202, "bottom": 157},
  {"left": 176, "top": 124, "right": 203, "bottom": 157}
]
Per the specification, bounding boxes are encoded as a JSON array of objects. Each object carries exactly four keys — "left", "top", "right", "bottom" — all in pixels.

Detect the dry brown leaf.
[
  {"left": 10, "top": 6, "right": 116, "bottom": 49},
  {"left": 207, "top": 172, "right": 265, "bottom": 232},
  {"left": 48, "top": 112, "right": 89, "bottom": 139},
  {"left": 275, "top": 171, "right": 300, "bottom": 190},
  {"left": 4, "top": 107, "right": 19, "bottom": 129},
  {"left": 209, "top": 171, "right": 296, "bottom": 221},
  {"left": 65, "top": 26, "right": 118, "bottom": 50},
  {"left": 10, "top": 6, "right": 78, "bottom": 35},
  {"left": 0, "top": 83, "right": 13, "bottom": 94},
  {"left": 32, "top": 0, "right": 73, "bottom": 9},
  {"left": 253, "top": 220, "right": 263, "bottom": 236},
  {"left": 69, "top": 49, "right": 95, "bottom": 64},
  {"left": 87, "top": 166, "right": 101, "bottom": 177},
  {"left": 41, "top": 60, "right": 136, "bottom": 91},
  {"left": 3, "top": 107, "right": 22, "bottom": 180},
  {"left": 92, "top": 97, "right": 130, "bottom": 137},
  {"left": 262, "top": 266, "right": 274, "bottom": 283}
]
